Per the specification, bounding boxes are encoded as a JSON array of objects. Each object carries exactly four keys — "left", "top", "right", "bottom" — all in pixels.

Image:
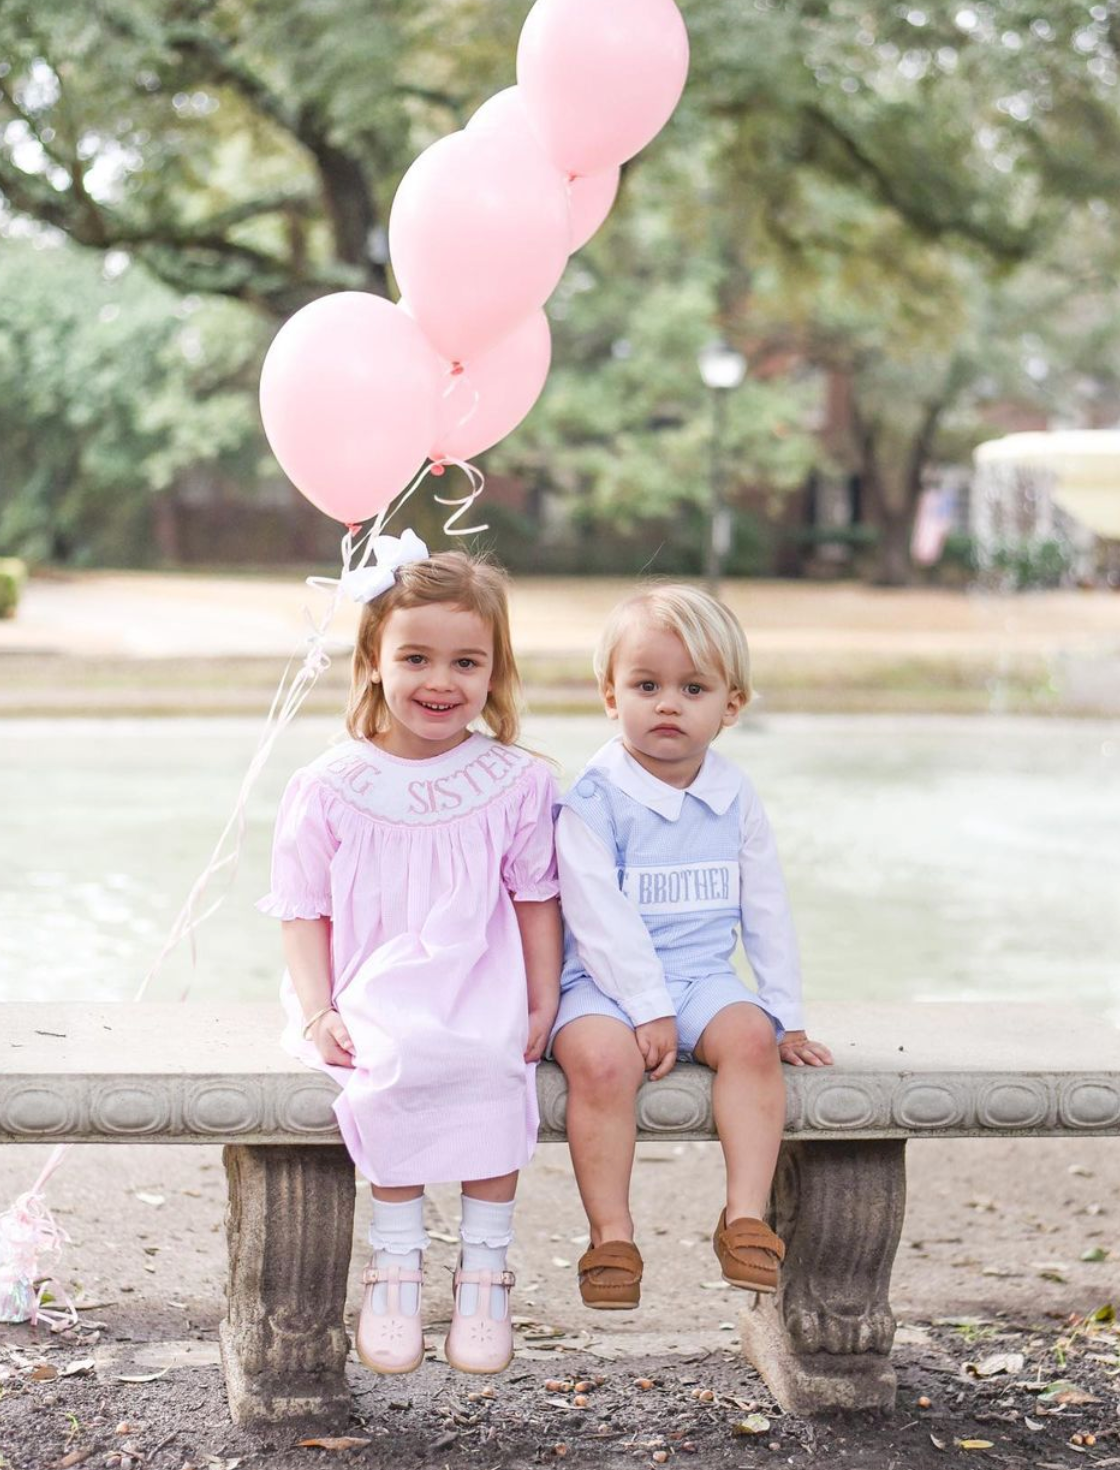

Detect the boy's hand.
[
  {"left": 524, "top": 1006, "right": 556, "bottom": 1063},
  {"left": 778, "top": 1030, "right": 833, "bottom": 1067},
  {"left": 635, "top": 1017, "right": 678, "bottom": 1080},
  {"left": 311, "top": 1010, "right": 356, "bottom": 1069}
]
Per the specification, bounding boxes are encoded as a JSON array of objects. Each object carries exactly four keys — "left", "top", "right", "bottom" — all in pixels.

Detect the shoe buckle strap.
[
  {"left": 454, "top": 1267, "right": 515, "bottom": 1289},
  {"left": 362, "top": 1265, "right": 424, "bottom": 1286}
]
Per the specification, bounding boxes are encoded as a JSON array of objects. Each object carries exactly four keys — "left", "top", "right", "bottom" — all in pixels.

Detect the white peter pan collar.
[{"left": 584, "top": 737, "right": 742, "bottom": 821}]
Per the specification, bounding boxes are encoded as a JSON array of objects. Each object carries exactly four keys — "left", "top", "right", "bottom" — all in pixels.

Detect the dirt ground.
[{"left": 0, "top": 1136, "right": 1116, "bottom": 1470}]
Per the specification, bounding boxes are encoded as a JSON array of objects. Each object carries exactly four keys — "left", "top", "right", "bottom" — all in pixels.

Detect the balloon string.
[
  {"left": 439, "top": 364, "right": 482, "bottom": 445},
  {"left": 1, "top": 455, "right": 489, "bottom": 1325}
]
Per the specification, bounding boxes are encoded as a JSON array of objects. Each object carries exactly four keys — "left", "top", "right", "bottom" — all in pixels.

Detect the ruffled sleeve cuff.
[
  {"left": 255, "top": 892, "right": 331, "bottom": 921},
  {"left": 508, "top": 876, "right": 561, "bottom": 903}
]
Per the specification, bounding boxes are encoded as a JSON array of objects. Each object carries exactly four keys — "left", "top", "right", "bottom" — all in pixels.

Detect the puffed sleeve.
[
  {"left": 501, "top": 760, "right": 560, "bottom": 902},
  {"left": 256, "top": 769, "right": 339, "bottom": 920}
]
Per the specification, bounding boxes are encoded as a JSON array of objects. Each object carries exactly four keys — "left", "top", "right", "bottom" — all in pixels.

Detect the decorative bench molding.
[{"left": 3, "top": 1002, "right": 1118, "bottom": 1423}]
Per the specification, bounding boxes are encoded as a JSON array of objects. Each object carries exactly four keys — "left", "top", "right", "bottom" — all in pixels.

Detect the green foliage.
[
  {"left": 0, "top": 556, "right": 26, "bottom": 616},
  {"left": 983, "top": 538, "right": 1075, "bottom": 590},
  {"left": 940, "top": 531, "right": 980, "bottom": 575},
  {"left": 0, "top": 240, "right": 267, "bottom": 564},
  {"left": 3, "top": 2, "right": 1120, "bottom": 572}
]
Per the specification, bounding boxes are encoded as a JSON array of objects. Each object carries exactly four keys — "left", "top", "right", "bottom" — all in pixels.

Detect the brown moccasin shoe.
[
  {"left": 577, "top": 1240, "right": 643, "bottom": 1310},
  {"left": 712, "top": 1210, "right": 784, "bottom": 1294}
]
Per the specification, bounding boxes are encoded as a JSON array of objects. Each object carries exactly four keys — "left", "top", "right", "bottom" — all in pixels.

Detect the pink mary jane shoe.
[
  {"left": 445, "top": 1266, "right": 515, "bottom": 1375},
  {"left": 355, "top": 1263, "right": 424, "bottom": 1375}
]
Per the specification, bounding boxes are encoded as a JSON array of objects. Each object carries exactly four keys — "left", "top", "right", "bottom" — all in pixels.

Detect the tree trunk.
[
  {"left": 875, "top": 513, "right": 913, "bottom": 586},
  {"left": 152, "top": 492, "right": 180, "bottom": 565}
]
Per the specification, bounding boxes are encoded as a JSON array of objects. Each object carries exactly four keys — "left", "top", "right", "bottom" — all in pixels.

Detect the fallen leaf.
[
  {"left": 929, "top": 1434, "right": 946, "bottom": 1451},
  {"left": 1068, "top": 1164, "right": 1093, "bottom": 1177},
  {"left": 53, "top": 1451, "right": 93, "bottom": 1468},
  {"left": 117, "top": 1368, "right": 169, "bottom": 1383},
  {"left": 965, "top": 1352, "right": 1025, "bottom": 1378},
  {"left": 1081, "top": 1247, "right": 1110, "bottom": 1263},
  {"left": 550, "top": 1257, "right": 570, "bottom": 1268},
  {"left": 296, "top": 1438, "right": 372, "bottom": 1451},
  {"left": 1025, "top": 1418, "right": 1044, "bottom": 1432},
  {"left": 956, "top": 1440, "right": 994, "bottom": 1450},
  {"left": 427, "top": 1231, "right": 458, "bottom": 1245},
  {"left": 1088, "top": 1302, "right": 1115, "bottom": 1322},
  {"left": 60, "top": 1358, "right": 95, "bottom": 1377},
  {"left": 133, "top": 1192, "right": 165, "bottom": 1207},
  {"left": 29, "top": 1364, "right": 58, "bottom": 1381},
  {"left": 732, "top": 1414, "right": 770, "bottom": 1436},
  {"left": 1039, "top": 1380, "right": 1099, "bottom": 1406}
]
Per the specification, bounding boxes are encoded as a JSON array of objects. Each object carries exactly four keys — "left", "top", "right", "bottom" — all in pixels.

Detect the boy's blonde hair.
[
  {"left": 346, "top": 551, "right": 521, "bottom": 746},
  {"left": 593, "top": 584, "right": 752, "bottom": 703}
]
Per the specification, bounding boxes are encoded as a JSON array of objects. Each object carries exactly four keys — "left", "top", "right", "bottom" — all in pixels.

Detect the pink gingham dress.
[{"left": 258, "top": 733, "right": 558, "bottom": 1186}]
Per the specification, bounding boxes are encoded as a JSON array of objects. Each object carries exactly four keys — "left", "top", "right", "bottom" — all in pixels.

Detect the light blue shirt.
[{"left": 556, "top": 737, "right": 805, "bottom": 1033}]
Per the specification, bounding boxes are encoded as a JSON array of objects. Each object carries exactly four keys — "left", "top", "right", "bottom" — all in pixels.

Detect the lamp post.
[{"left": 697, "top": 340, "right": 747, "bottom": 591}]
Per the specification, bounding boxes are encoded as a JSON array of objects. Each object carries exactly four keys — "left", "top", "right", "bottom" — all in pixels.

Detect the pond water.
[{"left": 1, "top": 714, "right": 1117, "bottom": 1021}]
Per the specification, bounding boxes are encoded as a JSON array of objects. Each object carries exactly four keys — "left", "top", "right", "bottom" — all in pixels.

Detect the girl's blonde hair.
[
  {"left": 593, "top": 584, "right": 753, "bottom": 703},
  {"left": 346, "top": 551, "right": 521, "bottom": 746}
]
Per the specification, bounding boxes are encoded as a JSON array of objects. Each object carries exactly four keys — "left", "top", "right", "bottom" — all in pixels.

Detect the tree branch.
[{"left": 803, "top": 102, "right": 1035, "bottom": 263}]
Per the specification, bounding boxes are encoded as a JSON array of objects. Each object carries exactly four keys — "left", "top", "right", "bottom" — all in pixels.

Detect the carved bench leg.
[
  {"left": 738, "top": 1139, "right": 906, "bottom": 1414},
  {"left": 220, "top": 1144, "right": 355, "bottom": 1428}
]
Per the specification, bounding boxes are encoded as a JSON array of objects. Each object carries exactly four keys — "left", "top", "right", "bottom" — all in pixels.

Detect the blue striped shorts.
[{"left": 550, "top": 972, "right": 778, "bottom": 1057}]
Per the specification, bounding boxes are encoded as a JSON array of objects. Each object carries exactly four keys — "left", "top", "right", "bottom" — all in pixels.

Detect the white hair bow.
[{"left": 339, "top": 529, "right": 430, "bottom": 603}]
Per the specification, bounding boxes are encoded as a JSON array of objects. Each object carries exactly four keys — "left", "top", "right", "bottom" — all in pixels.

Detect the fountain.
[{"left": 972, "top": 431, "right": 1120, "bottom": 711}]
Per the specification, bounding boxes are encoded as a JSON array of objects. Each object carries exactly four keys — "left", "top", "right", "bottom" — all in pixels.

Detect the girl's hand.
[
  {"left": 635, "top": 1017, "right": 678, "bottom": 1080},
  {"left": 779, "top": 1030, "right": 833, "bottom": 1067},
  {"left": 311, "top": 1009, "right": 356, "bottom": 1069},
  {"left": 524, "top": 1006, "right": 556, "bottom": 1063}
]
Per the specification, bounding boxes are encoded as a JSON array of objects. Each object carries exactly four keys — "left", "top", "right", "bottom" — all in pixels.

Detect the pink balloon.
[
  {"left": 517, "top": 0, "right": 689, "bottom": 176},
  {"left": 466, "top": 85, "right": 544, "bottom": 151},
  {"left": 568, "top": 167, "right": 620, "bottom": 250},
  {"left": 389, "top": 128, "right": 570, "bottom": 365},
  {"left": 430, "top": 309, "right": 552, "bottom": 464},
  {"left": 469, "top": 86, "right": 619, "bottom": 251},
  {"left": 259, "top": 292, "right": 441, "bottom": 525}
]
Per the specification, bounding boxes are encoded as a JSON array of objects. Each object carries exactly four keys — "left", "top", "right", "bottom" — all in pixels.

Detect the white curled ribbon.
[{"left": 339, "top": 528, "right": 430, "bottom": 603}]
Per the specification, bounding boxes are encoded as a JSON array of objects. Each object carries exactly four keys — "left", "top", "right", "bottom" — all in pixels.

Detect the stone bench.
[{"left": 2, "top": 1002, "right": 1118, "bottom": 1425}]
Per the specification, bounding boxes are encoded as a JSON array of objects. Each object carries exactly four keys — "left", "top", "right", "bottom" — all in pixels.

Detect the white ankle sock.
[
  {"left": 368, "top": 1195, "right": 428, "bottom": 1315},
  {"left": 458, "top": 1194, "right": 514, "bottom": 1320}
]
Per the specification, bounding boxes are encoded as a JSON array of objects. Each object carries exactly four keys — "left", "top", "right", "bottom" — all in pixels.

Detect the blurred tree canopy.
[{"left": 2, "top": 0, "right": 1120, "bottom": 576}]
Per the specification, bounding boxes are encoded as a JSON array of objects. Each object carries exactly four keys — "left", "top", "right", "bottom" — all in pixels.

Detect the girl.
[
  {"left": 258, "top": 533, "right": 561, "bottom": 1376},
  {"left": 552, "top": 584, "right": 831, "bottom": 1311}
]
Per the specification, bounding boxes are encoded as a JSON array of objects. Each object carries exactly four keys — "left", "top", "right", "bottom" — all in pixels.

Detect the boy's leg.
[
  {"left": 552, "top": 1015, "right": 646, "bottom": 1244},
  {"left": 692, "top": 1003, "right": 784, "bottom": 1221}
]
